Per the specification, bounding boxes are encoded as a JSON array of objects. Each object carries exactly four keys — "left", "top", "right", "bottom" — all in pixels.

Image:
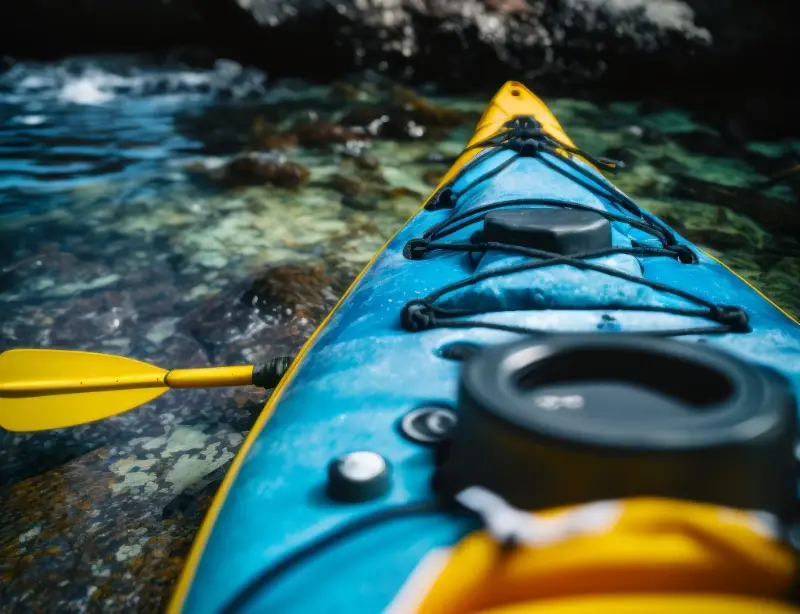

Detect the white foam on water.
[
  {"left": 9, "top": 115, "right": 47, "bottom": 125},
  {"left": 0, "top": 57, "right": 270, "bottom": 106},
  {"left": 59, "top": 77, "right": 116, "bottom": 105}
]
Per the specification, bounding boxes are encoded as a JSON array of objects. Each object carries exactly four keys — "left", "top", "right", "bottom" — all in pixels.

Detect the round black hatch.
[
  {"left": 483, "top": 208, "right": 611, "bottom": 254},
  {"left": 434, "top": 334, "right": 797, "bottom": 519}
]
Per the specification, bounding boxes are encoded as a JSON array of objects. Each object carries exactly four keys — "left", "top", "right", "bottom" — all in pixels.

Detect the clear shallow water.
[{"left": 1, "top": 56, "right": 800, "bottom": 612}]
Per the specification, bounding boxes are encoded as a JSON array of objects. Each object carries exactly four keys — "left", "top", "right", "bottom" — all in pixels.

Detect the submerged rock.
[
  {"left": 354, "top": 154, "right": 381, "bottom": 171},
  {"left": 384, "top": 186, "right": 423, "bottom": 200},
  {"left": 292, "top": 121, "right": 370, "bottom": 148},
  {"left": 180, "top": 261, "right": 346, "bottom": 364},
  {"left": 423, "top": 169, "right": 445, "bottom": 186},
  {"left": 249, "top": 117, "right": 299, "bottom": 151},
  {"left": 219, "top": 153, "right": 310, "bottom": 188},
  {"left": 0, "top": 425, "right": 236, "bottom": 613},
  {"left": 328, "top": 160, "right": 424, "bottom": 210},
  {"left": 340, "top": 185, "right": 423, "bottom": 212},
  {"left": 670, "top": 174, "right": 800, "bottom": 236},
  {"left": 340, "top": 90, "right": 470, "bottom": 141},
  {"left": 389, "top": 85, "right": 468, "bottom": 127},
  {"left": 329, "top": 174, "right": 367, "bottom": 198},
  {"left": 243, "top": 261, "right": 344, "bottom": 324},
  {"left": 342, "top": 195, "right": 381, "bottom": 212}
]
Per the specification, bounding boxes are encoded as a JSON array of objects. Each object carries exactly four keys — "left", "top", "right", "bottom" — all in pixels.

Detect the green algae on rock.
[{"left": 0, "top": 425, "right": 240, "bottom": 613}]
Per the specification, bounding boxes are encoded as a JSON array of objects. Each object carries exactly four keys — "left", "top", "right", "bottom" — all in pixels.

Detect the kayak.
[{"left": 168, "top": 82, "right": 800, "bottom": 614}]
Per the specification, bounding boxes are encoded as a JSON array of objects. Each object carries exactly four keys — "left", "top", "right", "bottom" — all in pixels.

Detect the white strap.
[{"left": 456, "top": 486, "right": 622, "bottom": 547}]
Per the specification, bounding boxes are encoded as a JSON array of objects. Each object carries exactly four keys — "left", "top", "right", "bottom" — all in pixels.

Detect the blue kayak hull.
[{"left": 170, "top": 82, "right": 800, "bottom": 614}]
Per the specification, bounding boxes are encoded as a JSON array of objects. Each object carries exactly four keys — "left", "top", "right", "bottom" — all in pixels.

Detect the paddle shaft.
[
  {"left": 0, "top": 365, "right": 255, "bottom": 394},
  {"left": 167, "top": 366, "right": 255, "bottom": 389}
]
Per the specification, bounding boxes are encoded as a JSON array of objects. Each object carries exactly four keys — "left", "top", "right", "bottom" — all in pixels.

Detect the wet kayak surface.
[{"left": 1, "top": 57, "right": 799, "bottom": 612}]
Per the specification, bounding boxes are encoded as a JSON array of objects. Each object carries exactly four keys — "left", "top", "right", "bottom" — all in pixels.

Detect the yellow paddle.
[{"left": 0, "top": 349, "right": 293, "bottom": 432}]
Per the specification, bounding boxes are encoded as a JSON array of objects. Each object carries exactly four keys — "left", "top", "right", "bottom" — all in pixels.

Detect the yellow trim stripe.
[{"left": 701, "top": 248, "right": 800, "bottom": 326}]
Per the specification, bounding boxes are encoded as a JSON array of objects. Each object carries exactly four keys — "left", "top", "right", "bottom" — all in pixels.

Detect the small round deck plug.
[
  {"left": 327, "top": 451, "right": 391, "bottom": 503},
  {"left": 400, "top": 407, "right": 458, "bottom": 445}
]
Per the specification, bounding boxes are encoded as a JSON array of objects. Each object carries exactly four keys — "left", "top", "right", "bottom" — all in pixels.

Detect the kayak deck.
[{"left": 170, "top": 82, "right": 800, "bottom": 614}]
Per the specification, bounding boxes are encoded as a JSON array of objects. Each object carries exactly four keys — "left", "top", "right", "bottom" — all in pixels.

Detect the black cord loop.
[
  {"left": 400, "top": 116, "right": 750, "bottom": 338},
  {"left": 401, "top": 299, "right": 437, "bottom": 332},
  {"left": 666, "top": 244, "right": 699, "bottom": 264},
  {"left": 425, "top": 187, "right": 454, "bottom": 211},
  {"left": 403, "top": 238, "right": 430, "bottom": 261},
  {"left": 711, "top": 305, "right": 751, "bottom": 332}
]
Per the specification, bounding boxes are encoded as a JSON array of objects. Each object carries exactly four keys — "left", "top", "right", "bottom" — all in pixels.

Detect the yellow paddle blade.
[{"left": 0, "top": 348, "right": 169, "bottom": 432}]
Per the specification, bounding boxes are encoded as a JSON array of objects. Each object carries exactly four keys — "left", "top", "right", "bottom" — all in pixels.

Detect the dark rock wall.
[{"left": 1, "top": 0, "right": 795, "bottom": 95}]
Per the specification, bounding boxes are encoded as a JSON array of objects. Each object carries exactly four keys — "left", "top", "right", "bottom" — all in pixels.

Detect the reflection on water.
[{"left": 0, "top": 55, "right": 799, "bottom": 611}]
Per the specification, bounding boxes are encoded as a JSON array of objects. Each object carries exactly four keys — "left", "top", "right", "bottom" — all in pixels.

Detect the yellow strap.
[
  {"left": 407, "top": 498, "right": 797, "bottom": 614},
  {"left": 476, "top": 595, "right": 800, "bottom": 614}
]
